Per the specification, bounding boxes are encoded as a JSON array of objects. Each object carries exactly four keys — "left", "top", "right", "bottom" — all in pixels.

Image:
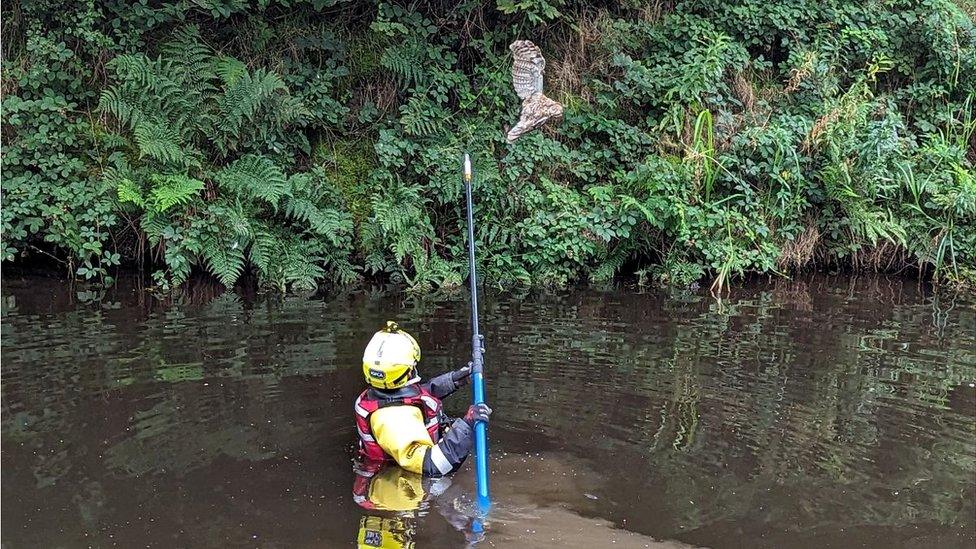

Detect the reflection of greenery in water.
[
  {"left": 1, "top": 276, "right": 973, "bottom": 547},
  {"left": 1, "top": 288, "right": 364, "bottom": 530},
  {"left": 485, "top": 279, "right": 975, "bottom": 538}
]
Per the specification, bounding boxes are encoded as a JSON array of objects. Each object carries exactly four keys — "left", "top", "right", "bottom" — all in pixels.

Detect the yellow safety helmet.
[{"left": 362, "top": 321, "right": 421, "bottom": 390}]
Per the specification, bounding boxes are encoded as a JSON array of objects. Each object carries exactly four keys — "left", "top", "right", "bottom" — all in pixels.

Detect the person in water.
[{"left": 354, "top": 321, "right": 492, "bottom": 477}]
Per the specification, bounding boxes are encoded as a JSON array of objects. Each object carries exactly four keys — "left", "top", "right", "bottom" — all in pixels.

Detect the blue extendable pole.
[{"left": 463, "top": 153, "right": 490, "bottom": 513}]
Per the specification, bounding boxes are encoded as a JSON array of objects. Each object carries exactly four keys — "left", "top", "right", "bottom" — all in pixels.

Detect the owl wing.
[{"left": 510, "top": 40, "right": 545, "bottom": 100}]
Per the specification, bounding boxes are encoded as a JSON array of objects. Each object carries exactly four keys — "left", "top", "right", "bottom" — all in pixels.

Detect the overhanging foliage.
[{"left": 2, "top": 0, "right": 974, "bottom": 291}]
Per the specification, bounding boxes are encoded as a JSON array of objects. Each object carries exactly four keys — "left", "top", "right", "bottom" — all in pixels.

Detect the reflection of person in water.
[
  {"left": 354, "top": 465, "right": 484, "bottom": 547},
  {"left": 357, "top": 516, "right": 414, "bottom": 549},
  {"left": 354, "top": 321, "right": 491, "bottom": 476}
]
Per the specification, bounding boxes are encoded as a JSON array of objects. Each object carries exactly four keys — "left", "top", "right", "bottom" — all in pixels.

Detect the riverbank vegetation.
[{"left": 3, "top": 1, "right": 974, "bottom": 291}]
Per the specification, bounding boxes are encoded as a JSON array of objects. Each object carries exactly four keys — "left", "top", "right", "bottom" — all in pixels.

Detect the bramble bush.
[{"left": 2, "top": 0, "right": 974, "bottom": 291}]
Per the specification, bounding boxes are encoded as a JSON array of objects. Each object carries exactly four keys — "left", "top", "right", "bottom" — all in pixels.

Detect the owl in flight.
[{"left": 507, "top": 40, "right": 564, "bottom": 143}]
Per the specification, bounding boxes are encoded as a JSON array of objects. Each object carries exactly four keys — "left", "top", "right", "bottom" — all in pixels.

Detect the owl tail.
[{"left": 506, "top": 93, "right": 564, "bottom": 144}]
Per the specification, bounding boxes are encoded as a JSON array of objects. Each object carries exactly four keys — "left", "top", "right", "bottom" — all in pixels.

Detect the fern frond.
[
  {"left": 399, "top": 95, "right": 444, "bottom": 136},
  {"left": 102, "top": 162, "right": 147, "bottom": 208},
  {"left": 99, "top": 88, "right": 145, "bottom": 130},
  {"left": 215, "top": 155, "right": 290, "bottom": 206},
  {"left": 106, "top": 54, "right": 160, "bottom": 91},
  {"left": 369, "top": 184, "right": 427, "bottom": 235},
  {"left": 380, "top": 44, "right": 428, "bottom": 86},
  {"left": 117, "top": 178, "right": 146, "bottom": 208},
  {"left": 249, "top": 228, "right": 280, "bottom": 279},
  {"left": 134, "top": 121, "right": 185, "bottom": 166},
  {"left": 203, "top": 235, "right": 246, "bottom": 287},
  {"left": 284, "top": 197, "right": 353, "bottom": 243},
  {"left": 208, "top": 200, "right": 254, "bottom": 239},
  {"left": 164, "top": 244, "right": 193, "bottom": 286},
  {"left": 285, "top": 256, "right": 325, "bottom": 291},
  {"left": 217, "top": 69, "right": 287, "bottom": 144},
  {"left": 161, "top": 25, "right": 214, "bottom": 84},
  {"left": 160, "top": 25, "right": 218, "bottom": 111},
  {"left": 213, "top": 55, "right": 247, "bottom": 86},
  {"left": 326, "top": 255, "right": 359, "bottom": 285},
  {"left": 151, "top": 74, "right": 193, "bottom": 121},
  {"left": 141, "top": 214, "right": 171, "bottom": 241},
  {"left": 249, "top": 230, "right": 326, "bottom": 291},
  {"left": 148, "top": 175, "right": 204, "bottom": 212},
  {"left": 99, "top": 131, "right": 130, "bottom": 150},
  {"left": 272, "top": 93, "right": 312, "bottom": 128}
]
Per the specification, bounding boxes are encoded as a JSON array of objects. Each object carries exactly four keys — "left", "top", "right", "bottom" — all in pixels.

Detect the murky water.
[{"left": 2, "top": 275, "right": 974, "bottom": 548}]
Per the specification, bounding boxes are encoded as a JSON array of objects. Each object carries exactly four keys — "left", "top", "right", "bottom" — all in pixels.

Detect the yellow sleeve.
[{"left": 369, "top": 406, "right": 434, "bottom": 474}]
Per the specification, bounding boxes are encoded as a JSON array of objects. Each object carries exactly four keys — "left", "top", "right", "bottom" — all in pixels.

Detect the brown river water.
[{"left": 2, "top": 275, "right": 974, "bottom": 548}]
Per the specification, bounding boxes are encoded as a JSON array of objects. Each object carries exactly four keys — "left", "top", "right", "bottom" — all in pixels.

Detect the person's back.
[{"left": 354, "top": 321, "right": 491, "bottom": 477}]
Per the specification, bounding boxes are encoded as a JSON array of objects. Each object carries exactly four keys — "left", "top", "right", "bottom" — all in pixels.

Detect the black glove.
[
  {"left": 451, "top": 363, "right": 473, "bottom": 386},
  {"left": 463, "top": 403, "right": 492, "bottom": 426}
]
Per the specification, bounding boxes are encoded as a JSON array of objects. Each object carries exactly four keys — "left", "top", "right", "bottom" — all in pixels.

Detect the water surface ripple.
[{"left": 2, "top": 275, "right": 974, "bottom": 548}]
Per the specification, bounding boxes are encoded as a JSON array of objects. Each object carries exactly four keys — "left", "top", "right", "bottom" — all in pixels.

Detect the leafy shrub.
[{"left": 2, "top": 0, "right": 974, "bottom": 291}]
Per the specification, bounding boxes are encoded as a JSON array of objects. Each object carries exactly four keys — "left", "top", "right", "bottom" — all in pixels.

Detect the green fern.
[
  {"left": 203, "top": 235, "right": 246, "bottom": 287},
  {"left": 590, "top": 246, "right": 630, "bottom": 282},
  {"left": 209, "top": 201, "right": 254, "bottom": 239},
  {"left": 116, "top": 178, "right": 146, "bottom": 208},
  {"left": 161, "top": 25, "right": 214, "bottom": 85},
  {"left": 329, "top": 257, "right": 359, "bottom": 285},
  {"left": 248, "top": 229, "right": 326, "bottom": 291},
  {"left": 283, "top": 197, "right": 352, "bottom": 243},
  {"left": 164, "top": 244, "right": 193, "bottom": 286},
  {"left": 134, "top": 121, "right": 186, "bottom": 166},
  {"left": 99, "top": 132, "right": 130, "bottom": 150},
  {"left": 148, "top": 175, "right": 204, "bottom": 212},
  {"left": 361, "top": 183, "right": 432, "bottom": 273},
  {"left": 285, "top": 258, "right": 326, "bottom": 291},
  {"left": 105, "top": 54, "right": 160, "bottom": 93},
  {"left": 100, "top": 26, "right": 307, "bottom": 164},
  {"left": 399, "top": 95, "right": 443, "bottom": 136},
  {"left": 249, "top": 228, "right": 280, "bottom": 280},
  {"left": 139, "top": 212, "right": 171, "bottom": 242},
  {"left": 215, "top": 155, "right": 290, "bottom": 206},
  {"left": 380, "top": 43, "right": 428, "bottom": 86},
  {"left": 98, "top": 87, "right": 145, "bottom": 130},
  {"left": 213, "top": 55, "right": 247, "bottom": 86},
  {"left": 102, "top": 53, "right": 189, "bottom": 136},
  {"left": 217, "top": 69, "right": 287, "bottom": 146},
  {"left": 370, "top": 184, "right": 428, "bottom": 235},
  {"left": 102, "top": 162, "right": 147, "bottom": 209}
]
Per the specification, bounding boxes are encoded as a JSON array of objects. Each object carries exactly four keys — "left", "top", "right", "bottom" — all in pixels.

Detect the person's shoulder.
[
  {"left": 353, "top": 388, "right": 370, "bottom": 414},
  {"left": 372, "top": 405, "right": 424, "bottom": 421}
]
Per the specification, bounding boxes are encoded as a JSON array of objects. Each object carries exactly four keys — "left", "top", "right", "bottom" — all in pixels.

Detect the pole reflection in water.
[{"left": 0, "top": 275, "right": 973, "bottom": 548}]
